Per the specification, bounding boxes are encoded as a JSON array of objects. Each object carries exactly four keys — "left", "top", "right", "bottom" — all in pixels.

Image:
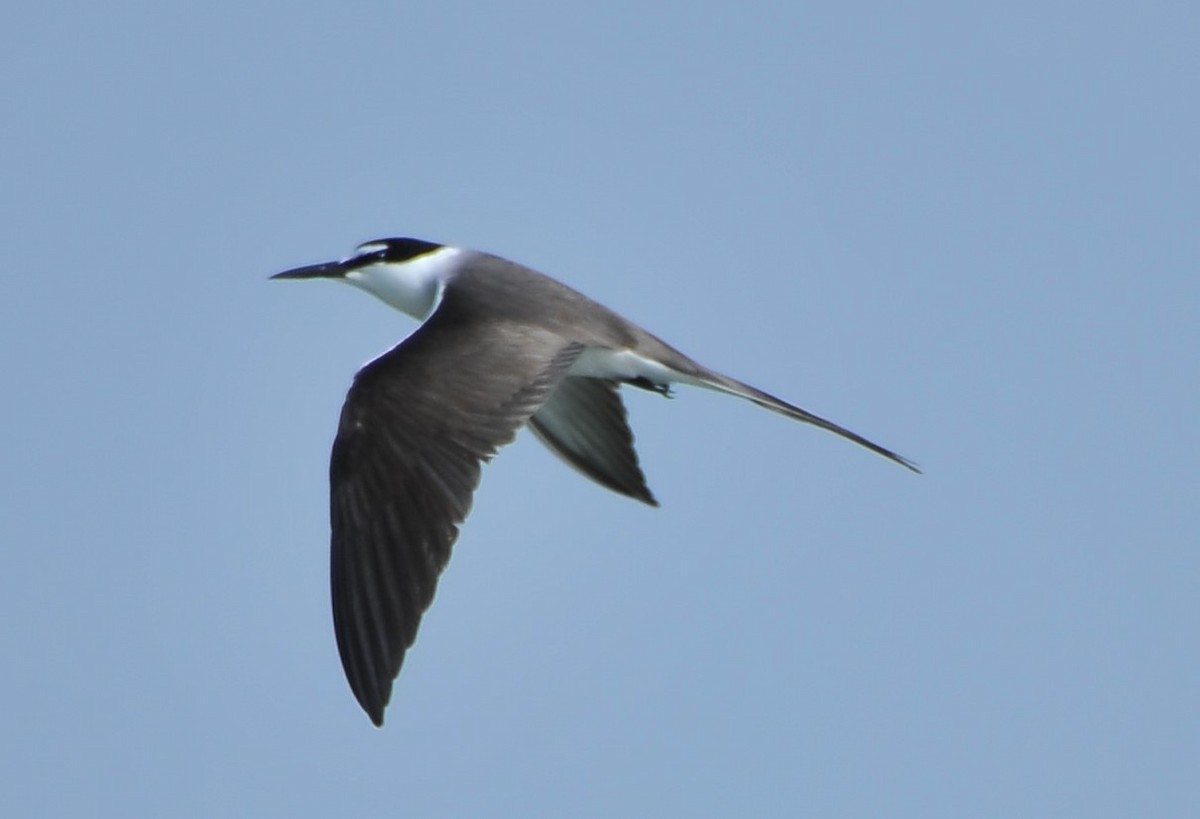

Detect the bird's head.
[{"left": 272, "top": 238, "right": 460, "bottom": 320}]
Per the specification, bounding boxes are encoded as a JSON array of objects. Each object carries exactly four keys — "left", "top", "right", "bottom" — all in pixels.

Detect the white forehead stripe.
[{"left": 353, "top": 241, "right": 390, "bottom": 256}]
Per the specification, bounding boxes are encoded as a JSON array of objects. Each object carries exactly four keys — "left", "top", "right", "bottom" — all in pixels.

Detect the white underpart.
[
  {"left": 571, "top": 347, "right": 706, "bottom": 388},
  {"left": 341, "top": 246, "right": 464, "bottom": 320}
]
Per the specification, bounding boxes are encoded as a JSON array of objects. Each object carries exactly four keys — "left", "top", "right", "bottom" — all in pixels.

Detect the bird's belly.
[{"left": 570, "top": 347, "right": 684, "bottom": 385}]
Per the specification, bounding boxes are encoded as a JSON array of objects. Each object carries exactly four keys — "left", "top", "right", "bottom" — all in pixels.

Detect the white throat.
[{"left": 342, "top": 246, "right": 463, "bottom": 320}]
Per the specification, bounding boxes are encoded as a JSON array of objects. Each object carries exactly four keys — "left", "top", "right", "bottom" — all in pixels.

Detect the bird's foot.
[{"left": 624, "top": 376, "right": 674, "bottom": 398}]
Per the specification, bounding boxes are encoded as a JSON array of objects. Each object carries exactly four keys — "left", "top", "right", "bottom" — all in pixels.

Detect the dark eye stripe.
[{"left": 343, "top": 249, "right": 389, "bottom": 271}]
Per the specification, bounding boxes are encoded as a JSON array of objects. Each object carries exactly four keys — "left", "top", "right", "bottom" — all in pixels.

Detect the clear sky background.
[{"left": 2, "top": 2, "right": 1197, "bottom": 816}]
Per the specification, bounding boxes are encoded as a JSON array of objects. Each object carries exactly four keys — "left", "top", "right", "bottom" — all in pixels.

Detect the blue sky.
[{"left": 2, "top": 2, "right": 1197, "bottom": 816}]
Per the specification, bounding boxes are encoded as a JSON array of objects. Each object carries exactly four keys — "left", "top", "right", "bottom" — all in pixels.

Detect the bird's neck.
[{"left": 344, "top": 247, "right": 463, "bottom": 319}]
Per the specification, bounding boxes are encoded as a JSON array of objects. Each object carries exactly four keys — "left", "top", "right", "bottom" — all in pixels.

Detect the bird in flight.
[{"left": 273, "top": 237, "right": 918, "bottom": 725}]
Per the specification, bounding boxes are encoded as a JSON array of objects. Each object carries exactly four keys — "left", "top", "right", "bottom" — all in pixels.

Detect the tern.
[{"left": 273, "top": 237, "right": 918, "bottom": 725}]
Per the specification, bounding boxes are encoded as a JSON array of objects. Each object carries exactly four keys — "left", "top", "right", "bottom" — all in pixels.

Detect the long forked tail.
[{"left": 699, "top": 372, "right": 921, "bottom": 473}]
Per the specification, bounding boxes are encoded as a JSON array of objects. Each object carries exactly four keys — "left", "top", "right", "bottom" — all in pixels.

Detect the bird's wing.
[
  {"left": 329, "top": 296, "right": 584, "bottom": 725},
  {"left": 528, "top": 376, "right": 657, "bottom": 506},
  {"left": 692, "top": 370, "right": 921, "bottom": 473}
]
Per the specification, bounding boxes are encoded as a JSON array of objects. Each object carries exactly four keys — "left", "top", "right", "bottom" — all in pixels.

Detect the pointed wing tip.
[
  {"left": 359, "top": 690, "right": 388, "bottom": 726},
  {"left": 622, "top": 476, "right": 658, "bottom": 507},
  {"left": 347, "top": 665, "right": 392, "bottom": 727},
  {"left": 884, "top": 449, "right": 921, "bottom": 474}
]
